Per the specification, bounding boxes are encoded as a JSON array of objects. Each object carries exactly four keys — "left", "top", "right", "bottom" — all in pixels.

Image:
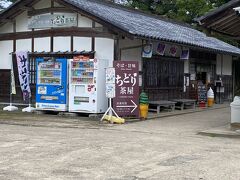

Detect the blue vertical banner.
[
  {"left": 16, "top": 51, "right": 31, "bottom": 101},
  {"left": 156, "top": 43, "right": 166, "bottom": 55},
  {"left": 180, "top": 48, "right": 189, "bottom": 60}
]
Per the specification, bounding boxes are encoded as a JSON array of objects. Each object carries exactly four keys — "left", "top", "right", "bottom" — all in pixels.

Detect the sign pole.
[
  {"left": 101, "top": 67, "right": 122, "bottom": 123},
  {"left": 100, "top": 98, "right": 120, "bottom": 122},
  {"left": 3, "top": 57, "right": 18, "bottom": 111},
  {"left": 22, "top": 96, "right": 36, "bottom": 112}
]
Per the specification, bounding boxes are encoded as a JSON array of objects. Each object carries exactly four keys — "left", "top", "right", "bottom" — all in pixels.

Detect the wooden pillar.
[
  {"left": 50, "top": 0, "right": 54, "bottom": 52},
  {"left": 91, "top": 21, "right": 95, "bottom": 52}
]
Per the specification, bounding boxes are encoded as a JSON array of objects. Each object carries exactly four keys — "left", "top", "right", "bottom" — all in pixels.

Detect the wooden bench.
[
  {"left": 149, "top": 100, "right": 176, "bottom": 114},
  {"left": 171, "top": 99, "right": 196, "bottom": 110}
]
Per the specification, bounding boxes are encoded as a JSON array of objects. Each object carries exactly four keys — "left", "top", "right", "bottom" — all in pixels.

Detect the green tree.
[{"left": 126, "top": 0, "right": 230, "bottom": 24}]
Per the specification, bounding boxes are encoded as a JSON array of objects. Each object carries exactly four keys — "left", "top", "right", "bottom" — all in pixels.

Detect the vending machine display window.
[
  {"left": 71, "top": 61, "right": 94, "bottom": 84},
  {"left": 38, "top": 62, "right": 62, "bottom": 85}
]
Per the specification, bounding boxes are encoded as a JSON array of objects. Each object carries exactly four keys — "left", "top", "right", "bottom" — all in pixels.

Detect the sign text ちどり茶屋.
[{"left": 113, "top": 61, "right": 139, "bottom": 117}]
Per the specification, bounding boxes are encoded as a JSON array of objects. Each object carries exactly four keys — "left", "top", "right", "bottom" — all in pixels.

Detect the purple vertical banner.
[
  {"left": 113, "top": 61, "right": 139, "bottom": 117},
  {"left": 16, "top": 51, "right": 31, "bottom": 101}
]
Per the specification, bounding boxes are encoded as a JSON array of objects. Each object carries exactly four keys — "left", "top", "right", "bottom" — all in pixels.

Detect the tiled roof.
[{"left": 63, "top": 0, "right": 240, "bottom": 55}]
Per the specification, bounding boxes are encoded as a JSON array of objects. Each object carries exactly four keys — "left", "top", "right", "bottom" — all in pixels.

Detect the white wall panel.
[
  {"left": 95, "top": 38, "right": 114, "bottom": 66},
  {"left": 184, "top": 59, "right": 189, "bottom": 74},
  {"left": 73, "top": 37, "right": 91, "bottom": 51},
  {"left": 16, "top": 11, "right": 30, "bottom": 32},
  {"left": 0, "top": 40, "right": 13, "bottom": 69},
  {"left": 120, "top": 38, "right": 142, "bottom": 70},
  {"left": 54, "top": 2, "right": 64, "bottom": 7},
  {"left": 216, "top": 54, "right": 232, "bottom": 75},
  {"left": 222, "top": 55, "right": 232, "bottom": 75},
  {"left": 78, "top": 15, "right": 92, "bottom": 27},
  {"left": 34, "top": 37, "right": 51, "bottom": 52},
  {"left": 0, "top": 23, "right": 13, "bottom": 34},
  {"left": 216, "top": 54, "right": 221, "bottom": 75},
  {"left": 53, "top": 37, "right": 71, "bottom": 52},
  {"left": 95, "top": 23, "right": 103, "bottom": 27},
  {"left": 119, "top": 38, "right": 142, "bottom": 49},
  {"left": 120, "top": 48, "right": 142, "bottom": 71},
  {"left": 16, "top": 39, "right": 31, "bottom": 52},
  {"left": 33, "top": 0, "right": 51, "bottom": 9}
]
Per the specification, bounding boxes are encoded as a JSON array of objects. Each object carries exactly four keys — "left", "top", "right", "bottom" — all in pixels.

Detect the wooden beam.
[
  {"left": 221, "top": 21, "right": 240, "bottom": 33},
  {"left": 91, "top": 21, "right": 95, "bottom": 51},
  {"left": 0, "top": 27, "right": 115, "bottom": 41},
  {"left": 212, "top": 16, "right": 239, "bottom": 30},
  {"left": 202, "top": 9, "right": 235, "bottom": 27},
  {"left": 227, "top": 26, "right": 240, "bottom": 36},
  {"left": 207, "top": 13, "right": 236, "bottom": 28},
  {"left": 0, "top": 18, "right": 14, "bottom": 23},
  {"left": 20, "top": 5, "right": 34, "bottom": 11},
  {"left": 28, "top": 7, "right": 73, "bottom": 16}
]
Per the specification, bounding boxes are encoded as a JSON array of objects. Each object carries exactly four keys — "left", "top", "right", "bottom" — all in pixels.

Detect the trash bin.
[{"left": 230, "top": 96, "right": 240, "bottom": 124}]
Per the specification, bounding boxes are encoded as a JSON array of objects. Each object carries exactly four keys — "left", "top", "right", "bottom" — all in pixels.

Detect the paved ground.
[{"left": 0, "top": 107, "right": 240, "bottom": 180}]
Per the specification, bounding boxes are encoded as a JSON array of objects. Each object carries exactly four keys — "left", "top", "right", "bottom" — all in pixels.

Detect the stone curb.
[{"left": 126, "top": 105, "right": 229, "bottom": 123}]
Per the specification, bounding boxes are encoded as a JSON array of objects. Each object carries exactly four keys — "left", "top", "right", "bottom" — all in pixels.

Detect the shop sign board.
[
  {"left": 113, "top": 61, "right": 139, "bottom": 117},
  {"left": 28, "top": 13, "right": 77, "bottom": 29},
  {"left": 142, "top": 44, "right": 153, "bottom": 58}
]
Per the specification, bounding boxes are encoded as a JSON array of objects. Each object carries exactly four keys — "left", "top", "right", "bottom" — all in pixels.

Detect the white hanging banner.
[
  {"left": 106, "top": 67, "right": 116, "bottom": 98},
  {"left": 16, "top": 51, "right": 31, "bottom": 101},
  {"left": 10, "top": 57, "right": 16, "bottom": 95}
]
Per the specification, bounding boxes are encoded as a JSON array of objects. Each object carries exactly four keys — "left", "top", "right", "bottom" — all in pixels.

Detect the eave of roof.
[
  {"left": 195, "top": 0, "right": 240, "bottom": 23},
  {"left": 59, "top": 0, "right": 240, "bottom": 56},
  {"left": 1, "top": 0, "right": 240, "bottom": 56}
]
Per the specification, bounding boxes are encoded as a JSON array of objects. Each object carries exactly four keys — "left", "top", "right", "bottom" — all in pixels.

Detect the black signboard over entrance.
[
  {"left": 197, "top": 81, "right": 207, "bottom": 103},
  {"left": 113, "top": 61, "right": 139, "bottom": 117}
]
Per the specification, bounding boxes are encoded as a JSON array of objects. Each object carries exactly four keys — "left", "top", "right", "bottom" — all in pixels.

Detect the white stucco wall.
[
  {"left": 0, "top": 23, "right": 13, "bottom": 34},
  {"left": 222, "top": 55, "right": 232, "bottom": 75},
  {"left": 16, "top": 11, "right": 30, "bottom": 32},
  {"left": 33, "top": 0, "right": 51, "bottom": 9},
  {"left": 16, "top": 39, "right": 32, "bottom": 52},
  {"left": 73, "top": 37, "right": 92, "bottom": 51},
  {"left": 53, "top": 37, "right": 71, "bottom": 52},
  {"left": 0, "top": 40, "right": 13, "bottom": 69},
  {"left": 119, "top": 38, "right": 142, "bottom": 70},
  {"left": 119, "top": 38, "right": 142, "bottom": 61},
  {"left": 216, "top": 54, "right": 232, "bottom": 75},
  {"left": 54, "top": 2, "right": 64, "bottom": 7},
  {"left": 95, "top": 38, "right": 114, "bottom": 66},
  {"left": 184, "top": 59, "right": 189, "bottom": 74},
  {"left": 78, "top": 15, "right": 92, "bottom": 27},
  {"left": 34, "top": 37, "right": 51, "bottom": 52},
  {"left": 95, "top": 23, "right": 103, "bottom": 28}
]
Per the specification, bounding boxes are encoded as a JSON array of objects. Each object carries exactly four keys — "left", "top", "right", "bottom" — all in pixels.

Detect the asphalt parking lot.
[{"left": 0, "top": 107, "right": 239, "bottom": 180}]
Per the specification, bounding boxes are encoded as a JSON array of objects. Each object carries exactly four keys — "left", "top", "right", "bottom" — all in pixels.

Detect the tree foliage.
[{"left": 125, "top": 0, "right": 230, "bottom": 24}]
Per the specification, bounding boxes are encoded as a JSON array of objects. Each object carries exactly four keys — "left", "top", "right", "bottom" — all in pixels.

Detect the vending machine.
[
  {"left": 36, "top": 58, "right": 68, "bottom": 111},
  {"left": 68, "top": 57, "right": 108, "bottom": 113}
]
